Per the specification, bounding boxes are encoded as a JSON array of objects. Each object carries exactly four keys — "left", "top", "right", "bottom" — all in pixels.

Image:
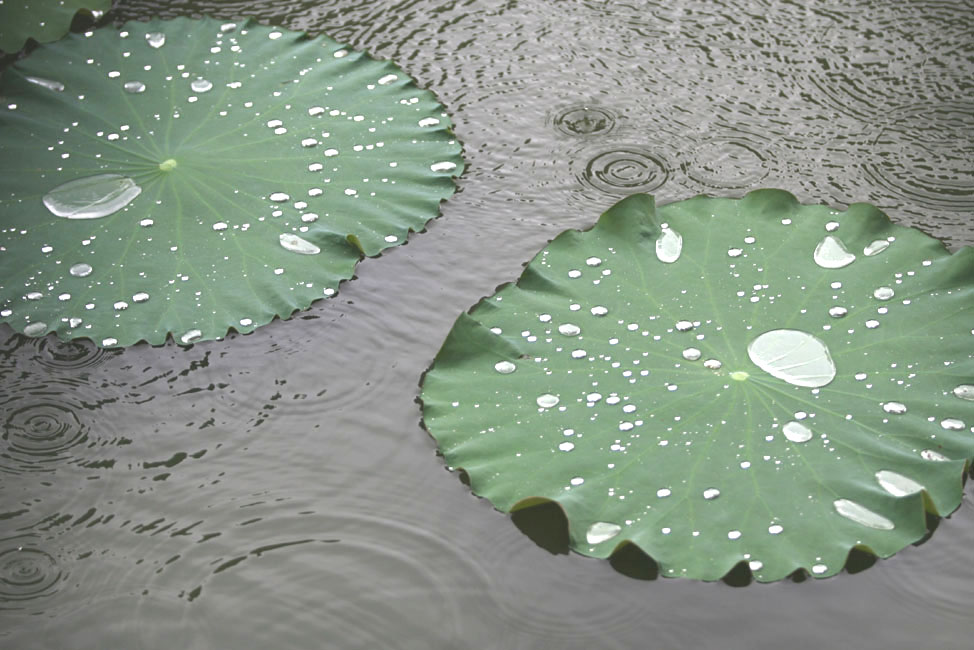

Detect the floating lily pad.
[
  {"left": 420, "top": 191, "right": 974, "bottom": 582},
  {"left": 0, "top": 17, "right": 463, "bottom": 347},
  {"left": 0, "top": 0, "right": 110, "bottom": 53}
]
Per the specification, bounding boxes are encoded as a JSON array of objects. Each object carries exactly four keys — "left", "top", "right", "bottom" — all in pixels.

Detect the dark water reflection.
[{"left": 2, "top": 0, "right": 973, "bottom": 648}]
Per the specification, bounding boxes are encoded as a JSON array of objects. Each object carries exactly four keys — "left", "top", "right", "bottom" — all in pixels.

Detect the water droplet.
[
  {"left": 494, "top": 360, "right": 516, "bottom": 374},
  {"left": 69, "top": 263, "right": 92, "bottom": 277},
  {"left": 559, "top": 442, "right": 575, "bottom": 452},
  {"left": 953, "top": 385, "right": 974, "bottom": 401},
  {"left": 825, "top": 221, "right": 840, "bottom": 232},
  {"left": 190, "top": 78, "right": 212, "bottom": 93},
  {"left": 590, "top": 306, "right": 608, "bottom": 317},
  {"left": 768, "top": 525, "right": 783, "bottom": 535},
  {"left": 748, "top": 560, "right": 763, "bottom": 572},
  {"left": 585, "top": 522, "right": 621, "bottom": 544},
  {"left": 703, "top": 359, "right": 722, "bottom": 370},
  {"left": 586, "top": 393, "right": 602, "bottom": 402},
  {"left": 941, "top": 418, "right": 966, "bottom": 431},
  {"left": 873, "top": 286, "right": 894, "bottom": 301},
  {"left": 828, "top": 306, "right": 848, "bottom": 318},
  {"left": 864, "top": 239, "right": 890, "bottom": 256},
  {"left": 430, "top": 161, "right": 457, "bottom": 172},
  {"left": 537, "top": 394, "right": 559, "bottom": 409},
  {"left": 747, "top": 329, "right": 836, "bottom": 388},
  {"left": 301, "top": 138, "right": 318, "bottom": 148},
  {"left": 921, "top": 449, "right": 949, "bottom": 462},
  {"left": 783, "top": 420, "right": 813, "bottom": 443},
  {"left": 0, "top": 309, "right": 11, "bottom": 317},
  {"left": 558, "top": 323, "right": 581, "bottom": 336},
  {"left": 813, "top": 235, "right": 856, "bottom": 269},
  {"left": 268, "top": 31, "right": 283, "bottom": 40},
  {"left": 133, "top": 292, "right": 149, "bottom": 303},
  {"left": 418, "top": 117, "right": 440, "bottom": 127},
  {"left": 26, "top": 292, "right": 42, "bottom": 300},
  {"left": 113, "top": 301, "right": 128, "bottom": 311},
  {"left": 269, "top": 192, "right": 290, "bottom": 202},
  {"left": 865, "top": 320, "right": 880, "bottom": 329},
  {"left": 377, "top": 74, "right": 398, "bottom": 85},
  {"left": 882, "top": 402, "right": 907, "bottom": 415},
  {"left": 811, "top": 564, "right": 827, "bottom": 575},
  {"left": 102, "top": 337, "right": 117, "bottom": 347},
  {"left": 180, "top": 329, "right": 202, "bottom": 344},
  {"left": 140, "top": 218, "right": 153, "bottom": 227},
  {"left": 570, "top": 477, "right": 584, "bottom": 486},
  {"left": 212, "top": 222, "right": 228, "bottom": 231},
  {"left": 25, "top": 76, "right": 64, "bottom": 92},
  {"left": 875, "top": 470, "right": 923, "bottom": 497},
  {"left": 145, "top": 32, "right": 166, "bottom": 48},
  {"left": 43, "top": 174, "right": 142, "bottom": 219},
  {"left": 833, "top": 499, "right": 894, "bottom": 530},
  {"left": 23, "top": 322, "right": 46, "bottom": 337},
  {"left": 702, "top": 488, "right": 720, "bottom": 500},
  {"left": 656, "top": 488, "right": 671, "bottom": 498},
  {"left": 585, "top": 257, "right": 602, "bottom": 266},
  {"left": 727, "top": 530, "right": 742, "bottom": 540},
  {"left": 727, "top": 248, "right": 742, "bottom": 257},
  {"left": 123, "top": 80, "right": 146, "bottom": 93},
  {"left": 655, "top": 226, "right": 682, "bottom": 263},
  {"left": 675, "top": 320, "right": 694, "bottom": 332},
  {"left": 278, "top": 233, "right": 320, "bottom": 255},
  {"left": 571, "top": 349, "right": 587, "bottom": 359},
  {"left": 682, "top": 347, "right": 701, "bottom": 361}
]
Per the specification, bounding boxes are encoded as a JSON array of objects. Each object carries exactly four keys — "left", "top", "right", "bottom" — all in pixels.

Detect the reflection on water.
[{"left": 2, "top": 0, "right": 972, "bottom": 648}]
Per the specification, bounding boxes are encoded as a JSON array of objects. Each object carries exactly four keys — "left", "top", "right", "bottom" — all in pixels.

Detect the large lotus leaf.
[
  {"left": 420, "top": 191, "right": 974, "bottom": 582},
  {"left": 0, "top": 0, "right": 111, "bottom": 52},
  {"left": 0, "top": 17, "right": 462, "bottom": 346}
]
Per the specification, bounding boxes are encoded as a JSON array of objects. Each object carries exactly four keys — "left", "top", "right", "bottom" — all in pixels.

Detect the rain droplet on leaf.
[
  {"left": 813, "top": 235, "right": 856, "bottom": 269},
  {"left": 833, "top": 499, "right": 894, "bottom": 530},
  {"left": 43, "top": 174, "right": 142, "bottom": 219},
  {"left": 655, "top": 226, "right": 683, "bottom": 264},
  {"left": 279, "top": 233, "right": 321, "bottom": 255},
  {"left": 586, "top": 522, "right": 621, "bottom": 544},
  {"left": 494, "top": 360, "right": 516, "bottom": 374},
  {"left": 747, "top": 329, "right": 836, "bottom": 388},
  {"left": 875, "top": 470, "right": 923, "bottom": 497}
]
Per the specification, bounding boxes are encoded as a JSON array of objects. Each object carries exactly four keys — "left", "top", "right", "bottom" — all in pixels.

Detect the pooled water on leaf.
[
  {"left": 875, "top": 470, "right": 923, "bottom": 497},
  {"left": 279, "top": 233, "right": 321, "bottom": 255},
  {"left": 833, "top": 499, "right": 895, "bottom": 530},
  {"left": 43, "top": 174, "right": 142, "bottom": 220},
  {"left": 747, "top": 329, "right": 836, "bottom": 388},
  {"left": 813, "top": 235, "right": 856, "bottom": 269},
  {"left": 655, "top": 226, "right": 682, "bottom": 263},
  {"left": 23, "top": 322, "right": 46, "bottom": 337},
  {"left": 585, "top": 522, "right": 622, "bottom": 544},
  {"left": 953, "top": 385, "right": 974, "bottom": 401},
  {"left": 25, "top": 76, "right": 64, "bottom": 92}
]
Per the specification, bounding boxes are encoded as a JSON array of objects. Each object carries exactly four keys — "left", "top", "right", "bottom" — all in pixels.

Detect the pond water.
[{"left": 2, "top": 0, "right": 973, "bottom": 648}]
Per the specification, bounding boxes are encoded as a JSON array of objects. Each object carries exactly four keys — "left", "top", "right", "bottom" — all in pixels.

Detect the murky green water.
[{"left": 2, "top": 1, "right": 973, "bottom": 648}]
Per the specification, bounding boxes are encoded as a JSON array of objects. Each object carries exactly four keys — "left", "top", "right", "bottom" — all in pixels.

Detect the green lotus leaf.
[
  {"left": 0, "top": 17, "right": 463, "bottom": 346},
  {"left": 0, "top": 0, "right": 111, "bottom": 53},
  {"left": 420, "top": 191, "right": 974, "bottom": 582}
]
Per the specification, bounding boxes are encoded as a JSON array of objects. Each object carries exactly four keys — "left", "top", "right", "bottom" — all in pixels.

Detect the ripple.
[
  {"left": 577, "top": 146, "right": 671, "bottom": 194},
  {"left": 550, "top": 104, "right": 617, "bottom": 137},
  {"left": 681, "top": 136, "right": 771, "bottom": 190},
  {"left": 31, "top": 336, "right": 118, "bottom": 372},
  {"left": 859, "top": 102, "right": 974, "bottom": 211},
  {"left": 2, "top": 401, "right": 89, "bottom": 472},
  {"left": 0, "top": 539, "right": 63, "bottom": 604}
]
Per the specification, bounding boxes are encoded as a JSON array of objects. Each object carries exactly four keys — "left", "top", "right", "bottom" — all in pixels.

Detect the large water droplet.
[
  {"left": 883, "top": 402, "right": 907, "bottom": 415},
  {"left": 69, "top": 263, "right": 92, "bottom": 277},
  {"left": 558, "top": 323, "right": 581, "bottom": 336},
  {"left": 875, "top": 470, "right": 923, "bottom": 497},
  {"left": 703, "top": 359, "right": 722, "bottom": 370},
  {"left": 430, "top": 161, "right": 457, "bottom": 172},
  {"left": 702, "top": 488, "right": 720, "bottom": 500},
  {"left": 833, "top": 499, "right": 894, "bottom": 530},
  {"left": 190, "top": 78, "right": 213, "bottom": 93},
  {"left": 494, "top": 360, "right": 516, "bottom": 374},
  {"left": 747, "top": 329, "right": 836, "bottom": 388},
  {"left": 279, "top": 233, "right": 321, "bottom": 255},
  {"left": 941, "top": 418, "right": 966, "bottom": 431},
  {"left": 537, "top": 394, "right": 559, "bottom": 408},
  {"left": 783, "top": 420, "right": 813, "bottom": 443},
  {"left": 586, "top": 522, "right": 622, "bottom": 544},
  {"left": 828, "top": 306, "right": 848, "bottom": 318},
  {"left": 953, "top": 385, "right": 974, "bottom": 401},
  {"left": 813, "top": 235, "right": 856, "bottom": 269},
  {"left": 655, "top": 226, "right": 682, "bottom": 263},
  {"left": 23, "top": 322, "right": 46, "bottom": 337},
  {"left": 180, "top": 329, "right": 202, "bottom": 344},
  {"left": 921, "top": 449, "right": 949, "bottom": 462},
  {"left": 682, "top": 347, "right": 701, "bottom": 361},
  {"left": 25, "top": 76, "right": 64, "bottom": 92},
  {"left": 146, "top": 32, "right": 166, "bottom": 48},
  {"left": 123, "top": 80, "right": 146, "bottom": 94},
  {"left": 873, "top": 286, "right": 894, "bottom": 301},
  {"left": 43, "top": 174, "right": 142, "bottom": 220},
  {"left": 863, "top": 239, "right": 890, "bottom": 256}
]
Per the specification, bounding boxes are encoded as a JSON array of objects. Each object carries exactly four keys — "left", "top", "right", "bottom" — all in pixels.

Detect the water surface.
[{"left": 2, "top": 1, "right": 973, "bottom": 648}]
